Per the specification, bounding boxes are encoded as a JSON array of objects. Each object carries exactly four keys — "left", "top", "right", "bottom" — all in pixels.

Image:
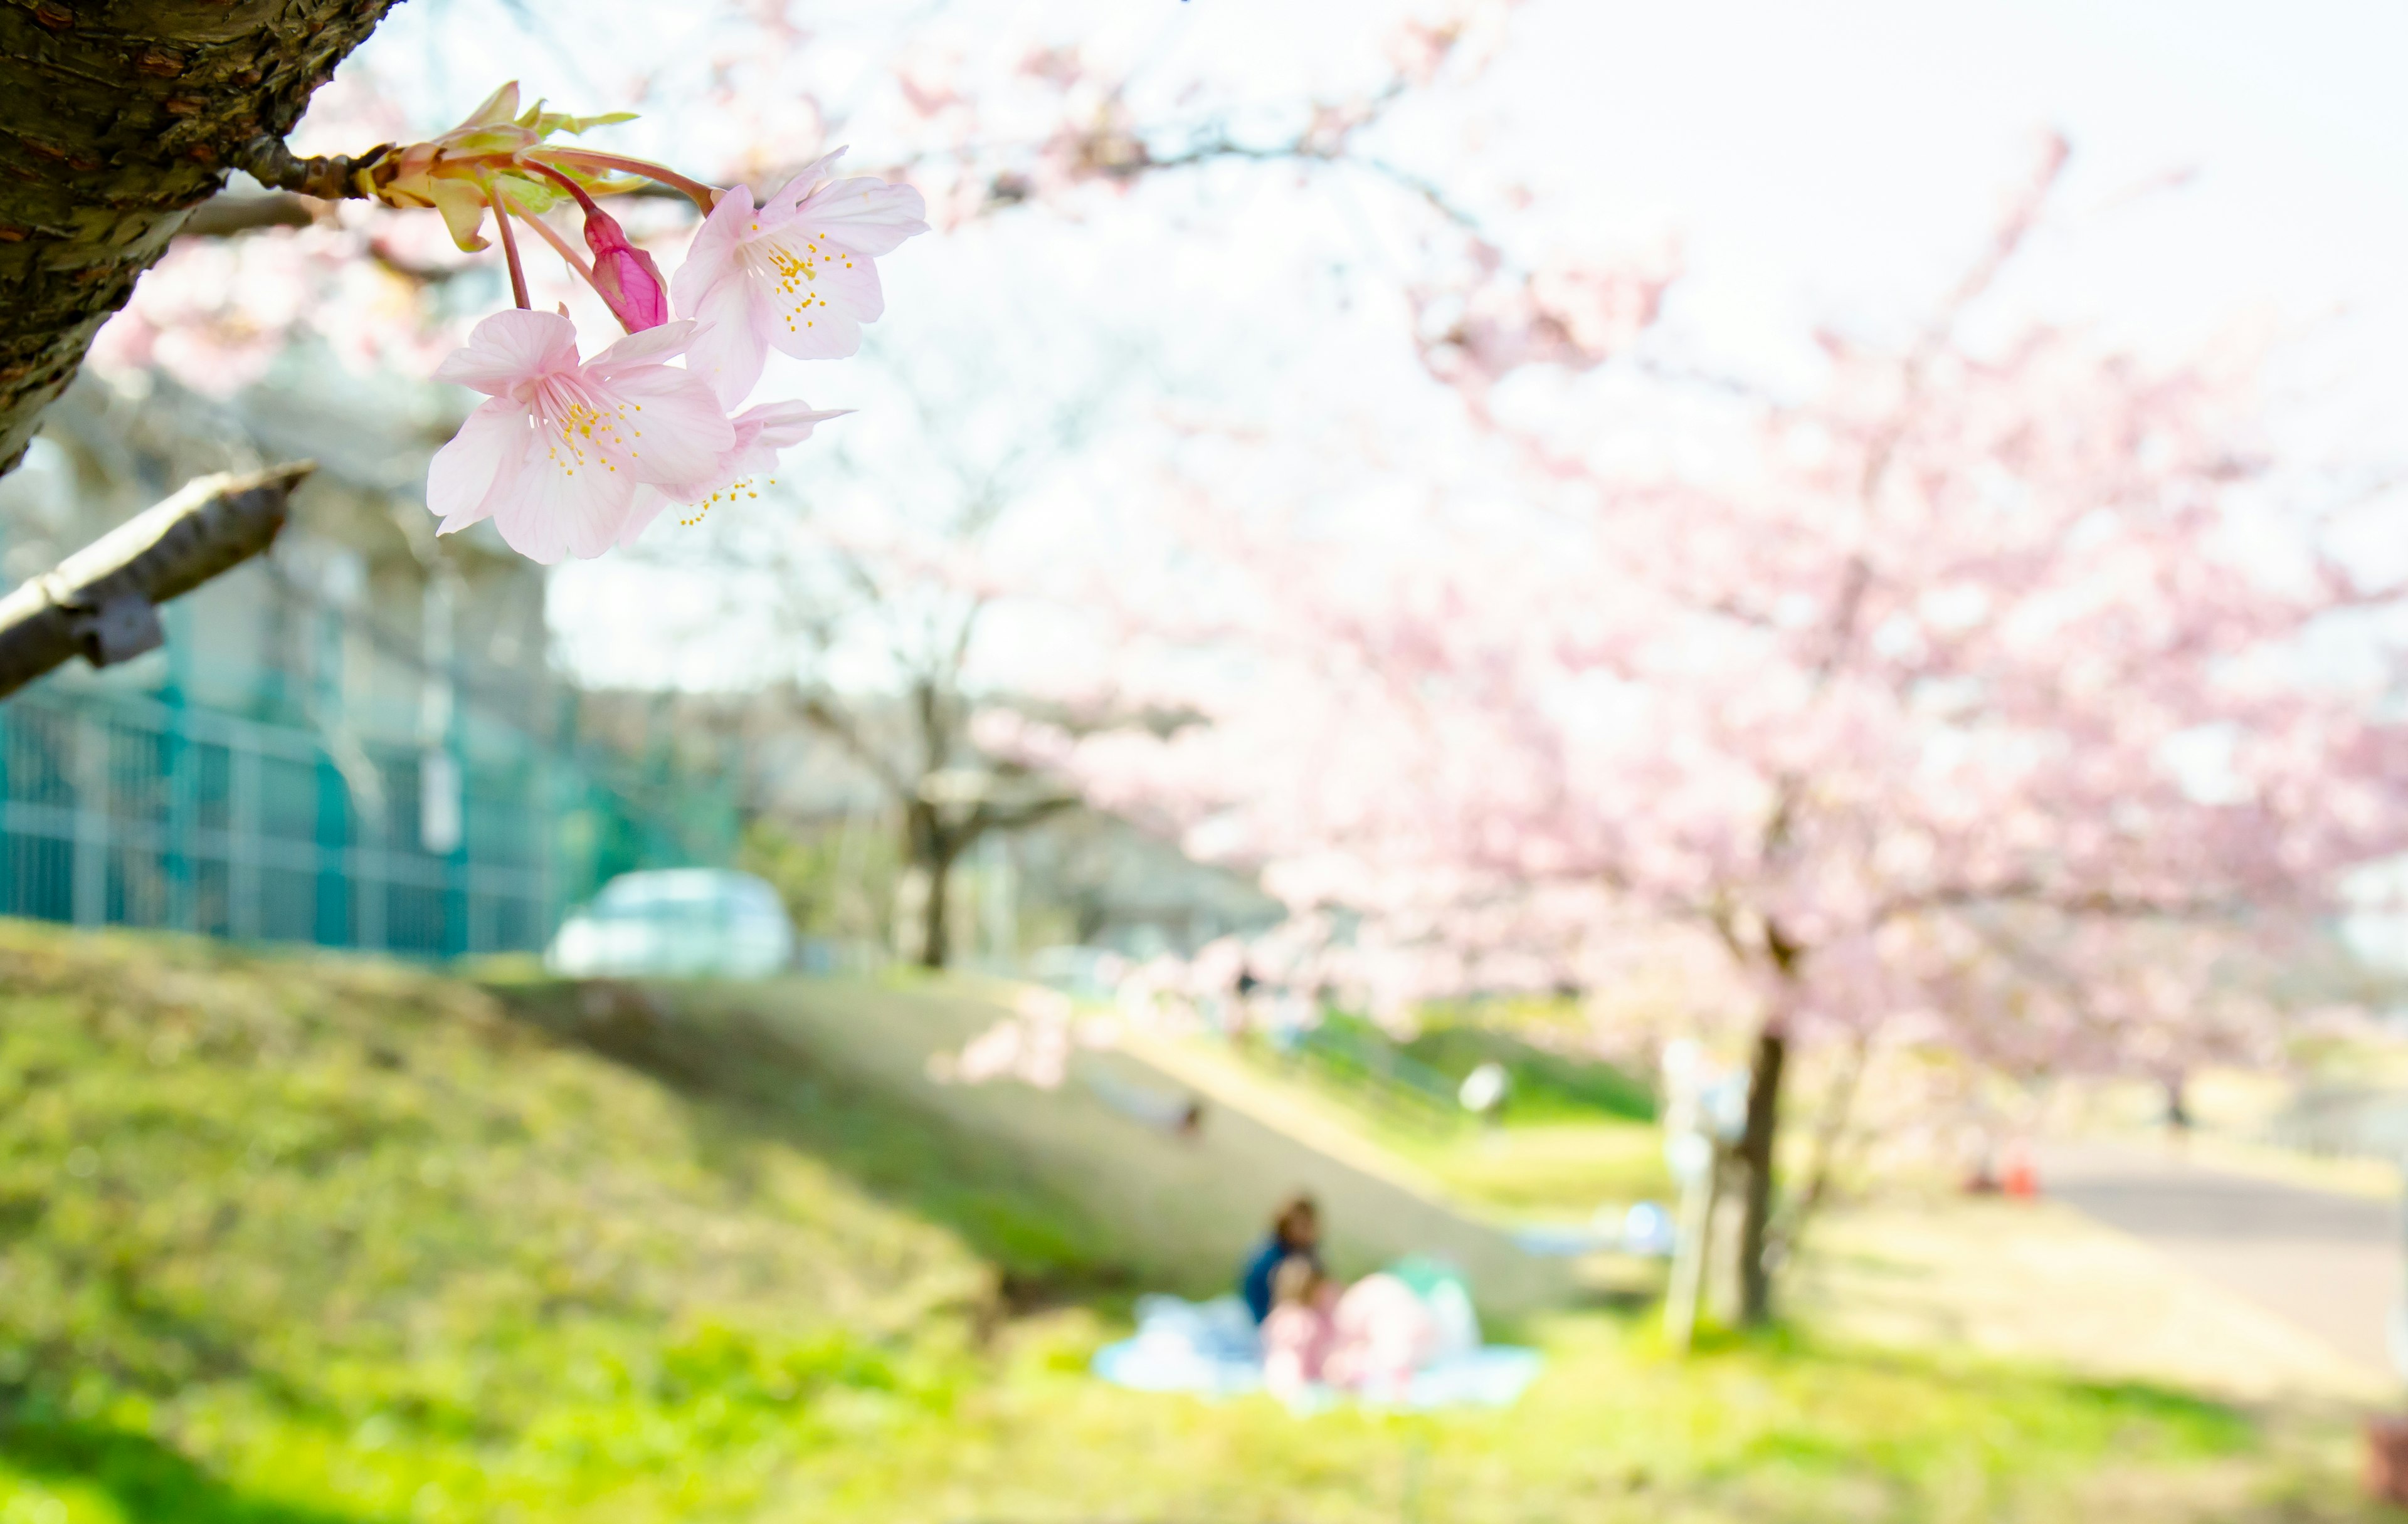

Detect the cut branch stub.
[
  {"left": 0, "top": 463, "right": 313, "bottom": 700},
  {"left": 233, "top": 134, "right": 391, "bottom": 201}
]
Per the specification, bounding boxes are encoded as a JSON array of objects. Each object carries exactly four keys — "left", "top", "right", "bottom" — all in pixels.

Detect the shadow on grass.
[
  {"left": 1, "top": 1399, "right": 379, "bottom": 1524},
  {"left": 1669, "top": 1317, "right": 2254, "bottom": 1452},
  {"left": 495, "top": 979, "right": 1136, "bottom": 1307}
]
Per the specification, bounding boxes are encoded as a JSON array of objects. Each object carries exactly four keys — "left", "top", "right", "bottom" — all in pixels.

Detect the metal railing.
[
  {"left": 1269, "top": 1020, "right": 1466, "bottom": 1134},
  {"left": 0, "top": 683, "right": 553, "bottom": 955}
]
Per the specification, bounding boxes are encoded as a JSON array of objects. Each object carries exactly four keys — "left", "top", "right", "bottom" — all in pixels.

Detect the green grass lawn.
[
  {"left": 1227, "top": 1024, "right": 1677, "bottom": 1223},
  {"left": 1405, "top": 1120, "right": 1674, "bottom": 1222},
  {"left": 0, "top": 923, "right": 2380, "bottom": 1521}
]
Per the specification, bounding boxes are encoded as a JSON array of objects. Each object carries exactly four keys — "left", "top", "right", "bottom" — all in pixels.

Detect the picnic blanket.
[{"left": 1091, "top": 1290, "right": 1545, "bottom": 1410}]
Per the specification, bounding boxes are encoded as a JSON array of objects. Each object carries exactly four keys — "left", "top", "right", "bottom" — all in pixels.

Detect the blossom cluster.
[{"left": 394, "top": 85, "right": 928, "bottom": 562}]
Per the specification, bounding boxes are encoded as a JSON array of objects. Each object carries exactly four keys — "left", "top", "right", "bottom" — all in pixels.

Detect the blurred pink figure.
[{"left": 1323, "top": 1271, "right": 1439, "bottom": 1400}]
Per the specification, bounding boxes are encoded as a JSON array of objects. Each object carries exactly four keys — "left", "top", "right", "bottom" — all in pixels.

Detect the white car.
[{"left": 544, "top": 869, "right": 795, "bottom": 979}]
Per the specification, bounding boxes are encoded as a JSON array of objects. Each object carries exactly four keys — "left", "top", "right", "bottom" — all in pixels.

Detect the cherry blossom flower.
[
  {"left": 673, "top": 150, "right": 931, "bottom": 404},
  {"left": 616, "top": 397, "right": 850, "bottom": 547},
  {"left": 426, "top": 309, "right": 734, "bottom": 564}
]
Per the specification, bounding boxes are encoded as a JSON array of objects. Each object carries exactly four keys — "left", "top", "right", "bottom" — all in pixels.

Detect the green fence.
[{"left": 0, "top": 682, "right": 731, "bottom": 957}]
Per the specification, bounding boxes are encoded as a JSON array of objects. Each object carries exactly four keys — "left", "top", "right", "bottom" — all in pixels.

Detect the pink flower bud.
[{"left": 580, "top": 201, "right": 668, "bottom": 331}]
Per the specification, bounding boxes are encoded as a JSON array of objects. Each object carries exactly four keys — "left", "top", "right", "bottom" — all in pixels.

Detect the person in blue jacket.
[{"left": 1240, "top": 1193, "right": 1323, "bottom": 1324}]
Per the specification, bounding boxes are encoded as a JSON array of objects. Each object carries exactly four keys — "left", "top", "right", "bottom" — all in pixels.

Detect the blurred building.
[
  {"left": 583, "top": 684, "right": 1281, "bottom": 967},
  {"left": 0, "top": 362, "right": 735, "bottom": 957}
]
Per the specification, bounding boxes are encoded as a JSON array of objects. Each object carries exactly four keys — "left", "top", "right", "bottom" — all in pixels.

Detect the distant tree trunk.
[
  {"left": 900, "top": 794, "right": 961, "bottom": 970},
  {"left": 918, "top": 844, "right": 956, "bottom": 970},
  {"left": 0, "top": 0, "right": 396, "bottom": 472},
  {"left": 1735, "top": 1022, "right": 1788, "bottom": 1326},
  {"left": 2161, "top": 1072, "right": 2191, "bottom": 1132}
]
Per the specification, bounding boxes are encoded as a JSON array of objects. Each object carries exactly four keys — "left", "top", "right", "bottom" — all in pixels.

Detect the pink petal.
[
  {"left": 436, "top": 309, "right": 578, "bottom": 395},
  {"left": 719, "top": 401, "right": 846, "bottom": 485},
  {"left": 793, "top": 176, "right": 929, "bottom": 256},
  {"left": 595, "top": 365, "right": 737, "bottom": 494},
  {"left": 652, "top": 402, "right": 847, "bottom": 509},
  {"left": 736, "top": 399, "right": 850, "bottom": 452},
  {"left": 617, "top": 485, "right": 672, "bottom": 547},
  {"left": 672, "top": 184, "right": 752, "bottom": 320},
  {"left": 426, "top": 399, "right": 529, "bottom": 530},
  {"left": 758, "top": 149, "right": 850, "bottom": 219},
  {"left": 683, "top": 280, "right": 771, "bottom": 407},
  {"left": 487, "top": 443, "right": 642, "bottom": 564},
  {"left": 760, "top": 244, "right": 877, "bottom": 361},
  {"left": 589, "top": 318, "right": 698, "bottom": 376}
]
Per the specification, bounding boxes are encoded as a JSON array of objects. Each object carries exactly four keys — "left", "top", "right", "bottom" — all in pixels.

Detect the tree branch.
[
  {"left": 0, "top": 463, "right": 312, "bottom": 699},
  {"left": 796, "top": 692, "right": 914, "bottom": 802},
  {"left": 177, "top": 191, "right": 320, "bottom": 238},
  {"left": 966, "top": 794, "right": 1080, "bottom": 838},
  {"left": 1875, "top": 880, "right": 2248, "bottom": 927}
]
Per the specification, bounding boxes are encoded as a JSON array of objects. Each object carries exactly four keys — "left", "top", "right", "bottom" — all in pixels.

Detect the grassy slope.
[{"left": 0, "top": 923, "right": 2379, "bottom": 1522}]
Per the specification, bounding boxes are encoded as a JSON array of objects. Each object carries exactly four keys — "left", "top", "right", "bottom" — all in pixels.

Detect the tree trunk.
[
  {"left": 0, "top": 0, "right": 397, "bottom": 473},
  {"left": 917, "top": 845, "right": 954, "bottom": 970},
  {"left": 1763, "top": 1031, "right": 1868, "bottom": 1279},
  {"left": 1735, "top": 1022, "right": 1788, "bottom": 1326},
  {"left": 899, "top": 796, "right": 959, "bottom": 970}
]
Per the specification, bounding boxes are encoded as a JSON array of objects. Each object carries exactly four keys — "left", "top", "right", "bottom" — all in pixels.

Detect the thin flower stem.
[
  {"left": 516, "top": 205, "right": 596, "bottom": 285},
  {"left": 490, "top": 192, "right": 532, "bottom": 310},
  {"left": 539, "top": 149, "right": 719, "bottom": 212},
  {"left": 523, "top": 160, "right": 606, "bottom": 218}
]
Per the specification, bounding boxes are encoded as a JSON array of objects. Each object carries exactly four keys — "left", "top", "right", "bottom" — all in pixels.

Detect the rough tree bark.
[
  {"left": 1733, "top": 1022, "right": 1788, "bottom": 1325},
  {"left": 0, "top": 0, "right": 399, "bottom": 474}
]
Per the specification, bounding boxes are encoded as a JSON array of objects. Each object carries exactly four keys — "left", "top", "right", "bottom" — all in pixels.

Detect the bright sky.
[
  {"left": 336, "top": 0, "right": 2408, "bottom": 686},
  {"left": 1483, "top": 0, "right": 2408, "bottom": 419}
]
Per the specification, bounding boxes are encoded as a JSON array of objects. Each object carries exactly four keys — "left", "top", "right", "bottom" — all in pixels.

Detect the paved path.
[{"left": 2038, "top": 1139, "right": 2399, "bottom": 1380}]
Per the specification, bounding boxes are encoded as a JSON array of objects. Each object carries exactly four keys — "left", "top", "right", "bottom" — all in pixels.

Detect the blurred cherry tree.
[{"left": 998, "top": 142, "right": 2408, "bottom": 1322}]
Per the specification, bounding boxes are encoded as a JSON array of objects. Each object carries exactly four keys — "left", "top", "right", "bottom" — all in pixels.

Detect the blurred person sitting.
[
  {"left": 1260, "top": 1256, "right": 1339, "bottom": 1399},
  {"left": 1239, "top": 1193, "right": 1323, "bottom": 1324}
]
